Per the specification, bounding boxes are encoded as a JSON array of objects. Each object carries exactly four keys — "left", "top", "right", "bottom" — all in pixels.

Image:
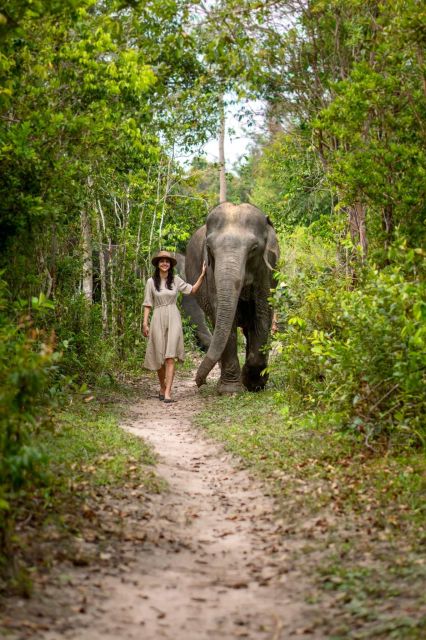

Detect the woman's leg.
[
  {"left": 164, "top": 357, "right": 175, "bottom": 400},
  {"left": 157, "top": 364, "right": 166, "bottom": 396}
]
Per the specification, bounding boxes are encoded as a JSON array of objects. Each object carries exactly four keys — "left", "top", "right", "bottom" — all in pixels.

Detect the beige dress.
[{"left": 143, "top": 275, "right": 193, "bottom": 370}]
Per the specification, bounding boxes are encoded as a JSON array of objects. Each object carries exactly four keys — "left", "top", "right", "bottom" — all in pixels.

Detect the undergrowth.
[{"left": 270, "top": 229, "right": 426, "bottom": 449}]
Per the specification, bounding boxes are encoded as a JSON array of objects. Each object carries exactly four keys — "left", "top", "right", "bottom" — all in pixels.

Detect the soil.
[{"left": 2, "top": 372, "right": 330, "bottom": 639}]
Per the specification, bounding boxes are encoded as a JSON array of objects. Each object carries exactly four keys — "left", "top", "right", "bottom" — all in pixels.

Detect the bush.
[
  {"left": 271, "top": 230, "right": 426, "bottom": 448},
  {"left": 0, "top": 281, "right": 61, "bottom": 550},
  {"left": 270, "top": 225, "right": 340, "bottom": 400},
  {"left": 54, "top": 295, "right": 118, "bottom": 383}
]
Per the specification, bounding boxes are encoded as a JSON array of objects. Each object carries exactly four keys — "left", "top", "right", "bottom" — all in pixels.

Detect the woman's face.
[{"left": 158, "top": 258, "right": 171, "bottom": 274}]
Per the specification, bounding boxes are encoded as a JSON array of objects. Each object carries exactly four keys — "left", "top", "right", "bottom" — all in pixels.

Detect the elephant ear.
[{"left": 263, "top": 217, "right": 280, "bottom": 271}]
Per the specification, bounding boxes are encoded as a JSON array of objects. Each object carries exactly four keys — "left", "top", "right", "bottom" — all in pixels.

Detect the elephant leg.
[
  {"left": 242, "top": 322, "right": 270, "bottom": 392},
  {"left": 217, "top": 326, "right": 243, "bottom": 395}
]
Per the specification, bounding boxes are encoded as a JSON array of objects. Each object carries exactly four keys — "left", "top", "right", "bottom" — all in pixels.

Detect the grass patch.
[
  {"left": 47, "top": 396, "right": 158, "bottom": 489},
  {"left": 0, "top": 381, "right": 163, "bottom": 598},
  {"left": 196, "top": 386, "right": 426, "bottom": 639}
]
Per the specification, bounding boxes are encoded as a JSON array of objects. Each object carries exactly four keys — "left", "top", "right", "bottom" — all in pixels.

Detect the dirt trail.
[{"left": 6, "top": 374, "right": 327, "bottom": 639}]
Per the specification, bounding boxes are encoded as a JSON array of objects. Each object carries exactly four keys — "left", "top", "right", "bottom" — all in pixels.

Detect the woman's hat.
[{"left": 151, "top": 250, "right": 177, "bottom": 267}]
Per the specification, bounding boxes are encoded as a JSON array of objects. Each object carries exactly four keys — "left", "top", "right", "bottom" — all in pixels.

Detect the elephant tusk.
[{"left": 264, "top": 256, "right": 274, "bottom": 271}]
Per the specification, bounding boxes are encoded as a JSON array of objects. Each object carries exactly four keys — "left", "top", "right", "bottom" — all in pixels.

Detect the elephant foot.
[
  {"left": 242, "top": 364, "right": 268, "bottom": 392},
  {"left": 217, "top": 379, "right": 244, "bottom": 395}
]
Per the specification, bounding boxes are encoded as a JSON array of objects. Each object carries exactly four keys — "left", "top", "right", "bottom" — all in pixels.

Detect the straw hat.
[{"left": 151, "top": 250, "right": 177, "bottom": 267}]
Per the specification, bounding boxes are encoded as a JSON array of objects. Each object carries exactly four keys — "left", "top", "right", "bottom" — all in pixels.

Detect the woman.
[{"left": 143, "top": 251, "right": 206, "bottom": 403}]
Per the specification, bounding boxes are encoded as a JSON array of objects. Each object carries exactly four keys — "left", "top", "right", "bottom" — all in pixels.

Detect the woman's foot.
[{"left": 159, "top": 393, "right": 165, "bottom": 401}]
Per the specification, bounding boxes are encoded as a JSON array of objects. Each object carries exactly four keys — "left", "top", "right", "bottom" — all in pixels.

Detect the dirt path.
[{"left": 5, "top": 374, "right": 328, "bottom": 639}]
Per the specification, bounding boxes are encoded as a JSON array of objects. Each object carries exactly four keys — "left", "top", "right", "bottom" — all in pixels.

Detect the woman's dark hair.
[{"left": 153, "top": 262, "right": 174, "bottom": 291}]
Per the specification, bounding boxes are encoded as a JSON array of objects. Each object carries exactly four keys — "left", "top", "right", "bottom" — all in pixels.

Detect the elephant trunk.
[{"left": 195, "top": 258, "right": 244, "bottom": 387}]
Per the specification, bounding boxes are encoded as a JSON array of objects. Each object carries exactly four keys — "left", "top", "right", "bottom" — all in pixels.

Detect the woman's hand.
[
  {"left": 191, "top": 261, "right": 207, "bottom": 295},
  {"left": 143, "top": 323, "right": 149, "bottom": 338}
]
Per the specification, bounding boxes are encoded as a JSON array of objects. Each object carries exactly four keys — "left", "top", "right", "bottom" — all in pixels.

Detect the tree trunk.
[
  {"left": 81, "top": 208, "right": 93, "bottom": 302},
  {"left": 158, "top": 150, "right": 173, "bottom": 244},
  {"left": 134, "top": 168, "right": 150, "bottom": 275},
  {"left": 95, "top": 212, "right": 109, "bottom": 336},
  {"left": 349, "top": 202, "right": 368, "bottom": 260},
  {"left": 219, "top": 98, "right": 227, "bottom": 203},
  {"left": 382, "top": 203, "right": 394, "bottom": 247},
  {"left": 108, "top": 238, "right": 117, "bottom": 337},
  {"left": 148, "top": 163, "right": 162, "bottom": 258}
]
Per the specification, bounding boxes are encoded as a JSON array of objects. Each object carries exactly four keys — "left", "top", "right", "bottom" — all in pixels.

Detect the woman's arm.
[
  {"left": 143, "top": 305, "right": 151, "bottom": 337},
  {"left": 190, "top": 261, "right": 207, "bottom": 295}
]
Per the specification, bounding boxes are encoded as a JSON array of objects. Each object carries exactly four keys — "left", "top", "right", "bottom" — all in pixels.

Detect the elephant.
[
  {"left": 185, "top": 202, "right": 279, "bottom": 394},
  {"left": 175, "top": 253, "right": 212, "bottom": 351}
]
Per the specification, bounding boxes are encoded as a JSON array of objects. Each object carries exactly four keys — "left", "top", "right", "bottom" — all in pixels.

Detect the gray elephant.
[
  {"left": 175, "top": 253, "right": 212, "bottom": 351},
  {"left": 185, "top": 202, "right": 279, "bottom": 393}
]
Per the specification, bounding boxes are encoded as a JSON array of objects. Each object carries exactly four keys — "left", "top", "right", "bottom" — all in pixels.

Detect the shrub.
[
  {"left": 0, "top": 281, "right": 61, "bottom": 550},
  {"left": 271, "top": 230, "right": 426, "bottom": 448},
  {"left": 54, "top": 296, "right": 118, "bottom": 383}
]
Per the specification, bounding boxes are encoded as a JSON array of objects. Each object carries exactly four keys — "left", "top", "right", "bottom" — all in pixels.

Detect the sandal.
[
  {"left": 159, "top": 394, "right": 165, "bottom": 401},
  {"left": 164, "top": 398, "right": 176, "bottom": 404}
]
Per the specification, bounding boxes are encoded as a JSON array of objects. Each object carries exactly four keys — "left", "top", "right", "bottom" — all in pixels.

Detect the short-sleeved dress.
[{"left": 143, "top": 275, "right": 193, "bottom": 370}]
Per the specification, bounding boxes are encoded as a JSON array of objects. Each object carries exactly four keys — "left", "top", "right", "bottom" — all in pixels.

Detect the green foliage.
[
  {"left": 0, "top": 279, "right": 61, "bottom": 542},
  {"left": 0, "top": 0, "right": 219, "bottom": 387},
  {"left": 54, "top": 296, "right": 117, "bottom": 382},
  {"left": 183, "top": 157, "right": 223, "bottom": 210},
  {"left": 315, "top": 46, "right": 426, "bottom": 244},
  {"left": 202, "top": 0, "right": 426, "bottom": 254},
  {"left": 270, "top": 228, "right": 426, "bottom": 447},
  {"left": 247, "top": 130, "right": 333, "bottom": 229}
]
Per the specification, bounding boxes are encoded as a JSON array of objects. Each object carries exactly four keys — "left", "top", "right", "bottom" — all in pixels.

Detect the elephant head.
[{"left": 195, "top": 202, "right": 279, "bottom": 388}]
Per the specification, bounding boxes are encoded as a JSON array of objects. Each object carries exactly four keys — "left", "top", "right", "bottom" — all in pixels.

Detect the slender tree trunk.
[
  {"left": 158, "top": 150, "right": 173, "bottom": 244},
  {"left": 117, "top": 188, "right": 131, "bottom": 356},
  {"left": 44, "top": 268, "right": 53, "bottom": 299},
  {"left": 95, "top": 212, "right": 109, "bottom": 335},
  {"left": 219, "top": 98, "right": 227, "bottom": 203},
  {"left": 382, "top": 203, "right": 394, "bottom": 247},
  {"left": 348, "top": 202, "right": 368, "bottom": 260},
  {"left": 37, "top": 247, "right": 54, "bottom": 299},
  {"left": 134, "top": 204, "right": 145, "bottom": 275},
  {"left": 134, "top": 168, "right": 150, "bottom": 275},
  {"left": 81, "top": 208, "right": 93, "bottom": 302},
  {"left": 108, "top": 238, "right": 117, "bottom": 338},
  {"left": 97, "top": 199, "right": 115, "bottom": 335},
  {"left": 416, "top": 48, "right": 426, "bottom": 98},
  {"left": 148, "top": 163, "right": 162, "bottom": 258},
  {"left": 49, "top": 222, "right": 57, "bottom": 298}
]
